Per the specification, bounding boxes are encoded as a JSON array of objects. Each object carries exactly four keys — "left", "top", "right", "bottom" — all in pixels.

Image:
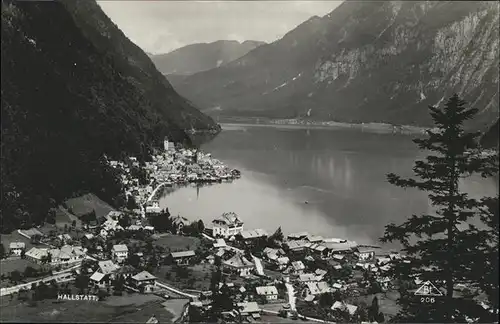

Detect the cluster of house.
[
  {"left": 25, "top": 245, "right": 86, "bottom": 265},
  {"left": 181, "top": 211, "right": 406, "bottom": 321},
  {"left": 81, "top": 258, "right": 159, "bottom": 293},
  {"left": 108, "top": 138, "right": 242, "bottom": 217}
]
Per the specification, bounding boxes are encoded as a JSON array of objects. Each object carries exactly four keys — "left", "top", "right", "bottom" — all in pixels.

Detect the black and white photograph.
[{"left": 1, "top": 0, "right": 498, "bottom": 323}]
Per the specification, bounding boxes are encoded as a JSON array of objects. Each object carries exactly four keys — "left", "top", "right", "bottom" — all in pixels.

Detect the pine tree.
[{"left": 380, "top": 94, "right": 498, "bottom": 322}]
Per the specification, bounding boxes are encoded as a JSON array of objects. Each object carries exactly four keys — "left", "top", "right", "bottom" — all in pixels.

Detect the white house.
[
  {"left": 291, "top": 261, "right": 306, "bottom": 274},
  {"left": 25, "top": 247, "right": 48, "bottom": 263},
  {"left": 212, "top": 212, "right": 244, "bottom": 238},
  {"left": 256, "top": 286, "right": 279, "bottom": 301},
  {"left": 9, "top": 242, "right": 25, "bottom": 256},
  {"left": 145, "top": 201, "right": 161, "bottom": 214},
  {"left": 356, "top": 247, "right": 375, "bottom": 262},
  {"left": 222, "top": 253, "right": 255, "bottom": 277},
  {"left": 112, "top": 244, "right": 128, "bottom": 263},
  {"left": 90, "top": 271, "right": 107, "bottom": 289},
  {"left": 305, "top": 281, "right": 332, "bottom": 296},
  {"left": 163, "top": 137, "right": 175, "bottom": 152},
  {"left": 98, "top": 260, "right": 120, "bottom": 279}
]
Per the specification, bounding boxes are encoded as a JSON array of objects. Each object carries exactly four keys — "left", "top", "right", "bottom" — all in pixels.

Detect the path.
[
  {"left": 261, "top": 309, "right": 335, "bottom": 324},
  {"left": 0, "top": 263, "right": 80, "bottom": 296},
  {"left": 253, "top": 256, "right": 265, "bottom": 276},
  {"left": 285, "top": 279, "right": 296, "bottom": 311},
  {"left": 155, "top": 281, "right": 197, "bottom": 299}
]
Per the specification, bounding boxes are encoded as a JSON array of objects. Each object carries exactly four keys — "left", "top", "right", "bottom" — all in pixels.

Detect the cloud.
[{"left": 98, "top": 1, "right": 342, "bottom": 54}]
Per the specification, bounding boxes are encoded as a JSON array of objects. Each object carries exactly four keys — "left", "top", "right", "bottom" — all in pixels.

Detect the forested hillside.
[{"left": 1, "top": 0, "right": 218, "bottom": 232}]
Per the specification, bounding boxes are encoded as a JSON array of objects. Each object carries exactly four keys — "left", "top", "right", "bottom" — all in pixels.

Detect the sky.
[{"left": 98, "top": 1, "right": 343, "bottom": 55}]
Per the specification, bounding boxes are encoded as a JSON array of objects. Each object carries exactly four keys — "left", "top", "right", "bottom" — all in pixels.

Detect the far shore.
[{"left": 216, "top": 119, "right": 434, "bottom": 135}]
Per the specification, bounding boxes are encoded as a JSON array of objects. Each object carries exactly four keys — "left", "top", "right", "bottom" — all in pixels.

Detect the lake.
[{"left": 159, "top": 124, "right": 498, "bottom": 247}]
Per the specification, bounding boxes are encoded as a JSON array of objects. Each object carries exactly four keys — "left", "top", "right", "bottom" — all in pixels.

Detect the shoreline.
[{"left": 217, "top": 119, "right": 434, "bottom": 135}]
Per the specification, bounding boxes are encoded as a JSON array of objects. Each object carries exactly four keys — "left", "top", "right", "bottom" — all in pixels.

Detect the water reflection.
[{"left": 159, "top": 125, "right": 498, "bottom": 246}]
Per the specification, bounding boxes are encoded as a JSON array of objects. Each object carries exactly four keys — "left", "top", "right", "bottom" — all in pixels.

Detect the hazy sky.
[{"left": 98, "top": 1, "right": 343, "bottom": 54}]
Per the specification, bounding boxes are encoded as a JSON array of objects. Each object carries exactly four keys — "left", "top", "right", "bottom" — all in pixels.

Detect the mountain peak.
[{"left": 151, "top": 39, "right": 265, "bottom": 76}]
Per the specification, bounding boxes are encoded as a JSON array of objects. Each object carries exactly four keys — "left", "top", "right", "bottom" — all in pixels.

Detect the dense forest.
[{"left": 0, "top": 0, "right": 218, "bottom": 232}]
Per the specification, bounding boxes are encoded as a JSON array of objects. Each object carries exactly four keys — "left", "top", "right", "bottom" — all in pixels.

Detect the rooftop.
[
  {"left": 255, "top": 286, "right": 278, "bottom": 296},
  {"left": 9, "top": 242, "right": 25, "bottom": 249},
  {"left": 213, "top": 212, "right": 243, "bottom": 226},
  {"left": 90, "top": 271, "right": 105, "bottom": 282},
  {"left": 25, "top": 247, "right": 48, "bottom": 259},
  {"left": 291, "top": 261, "right": 305, "bottom": 271},
  {"left": 239, "top": 229, "right": 269, "bottom": 240},
  {"left": 223, "top": 254, "right": 254, "bottom": 268},
  {"left": 171, "top": 250, "right": 196, "bottom": 258},
  {"left": 132, "top": 271, "right": 157, "bottom": 281},
  {"left": 98, "top": 260, "right": 120, "bottom": 274},
  {"left": 112, "top": 244, "right": 128, "bottom": 252},
  {"left": 288, "top": 232, "right": 309, "bottom": 239},
  {"left": 20, "top": 228, "right": 43, "bottom": 238},
  {"left": 237, "top": 301, "right": 260, "bottom": 314}
]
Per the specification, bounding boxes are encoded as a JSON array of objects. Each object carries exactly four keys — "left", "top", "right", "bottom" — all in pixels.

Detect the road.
[
  {"left": 155, "top": 281, "right": 197, "bottom": 299},
  {"left": 0, "top": 263, "right": 81, "bottom": 296},
  {"left": 285, "top": 280, "right": 297, "bottom": 311},
  {"left": 261, "top": 309, "right": 336, "bottom": 324}
]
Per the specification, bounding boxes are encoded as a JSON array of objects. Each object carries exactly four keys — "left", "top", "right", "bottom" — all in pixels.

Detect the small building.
[
  {"left": 112, "top": 244, "right": 129, "bottom": 263},
  {"left": 145, "top": 201, "right": 161, "bottom": 214},
  {"left": 222, "top": 253, "right": 255, "bottom": 277},
  {"left": 256, "top": 286, "right": 279, "bottom": 301},
  {"left": 237, "top": 229, "right": 268, "bottom": 242},
  {"left": 291, "top": 261, "right": 306, "bottom": 274},
  {"left": 19, "top": 228, "right": 44, "bottom": 239},
  {"left": 9, "top": 242, "right": 25, "bottom": 256},
  {"left": 306, "top": 235, "right": 324, "bottom": 243},
  {"left": 356, "top": 247, "right": 375, "bottom": 262},
  {"left": 322, "top": 241, "right": 357, "bottom": 254},
  {"left": 143, "top": 226, "right": 155, "bottom": 232},
  {"left": 213, "top": 239, "right": 227, "bottom": 249},
  {"left": 299, "top": 273, "right": 319, "bottom": 283},
  {"left": 98, "top": 260, "right": 120, "bottom": 279},
  {"left": 237, "top": 301, "right": 261, "bottom": 319},
  {"left": 275, "top": 256, "right": 290, "bottom": 270},
  {"left": 25, "top": 247, "right": 48, "bottom": 263},
  {"left": 57, "top": 234, "right": 72, "bottom": 243},
  {"left": 315, "top": 269, "right": 328, "bottom": 278},
  {"left": 171, "top": 215, "right": 190, "bottom": 233},
  {"left": 106, "top": 211, "right": 123, "bottom": 221},
  {"left": 308, "top": 243, "right": 329, "bottom": 259},
  {"left": 305, "top": 281, "right": 332, "bottom": 296},
  {"left": 164, "top": 137, "right": 175, "bottom": 152},
  {"left": 169, "top": 250, "right": 196, "bottom": 265},
  {"left": 90, "top": 271, "right": 107, "bottom": 289},
  {"left": 127, "top": 225, "right": 142, "bottom": 231},
  {"left": 212, "top": 212, "right": 244, "bottom": 238},
  {"left": 132, "top": 271, "right": 157, "bottom": 292},
  {"left": 84, "top": 233, "right": 94, "bottom": 240},
  {"left": 287, "top": 232, "right": 309, "bottom": 241},
  {"left": 284, "top": 240, "right": 311, "bottom": 254}
]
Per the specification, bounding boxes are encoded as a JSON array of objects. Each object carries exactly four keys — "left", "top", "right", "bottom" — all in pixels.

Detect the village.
[{"left": 0, "top": 138, "right": 414, "bottom": 323}]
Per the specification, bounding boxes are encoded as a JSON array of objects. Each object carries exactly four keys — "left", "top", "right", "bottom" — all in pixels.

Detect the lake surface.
[{"left": 159, "top": 124, "right": 498, "bottom": 247}]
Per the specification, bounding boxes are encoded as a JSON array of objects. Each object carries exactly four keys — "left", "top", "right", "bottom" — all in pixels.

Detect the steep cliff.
[
  {"left": 1, "top": 0, "right": 218, "bottom": 231},
  {"left": 172, "top": 1, "right": 499, "bottom": 129},
  {"left": 151, "top": 40, "right": 266, "bottom": 76}
]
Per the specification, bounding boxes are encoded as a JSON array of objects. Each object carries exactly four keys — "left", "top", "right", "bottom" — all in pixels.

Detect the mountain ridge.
[
  {"left": 151, "top": 39, "right": 266, "bottom": 76},
  {"left": 171, "top": 1, "right": 499, "bottom": 130},
  {"left": 1, "top": 0, "right": 218, "bottom": 231}
]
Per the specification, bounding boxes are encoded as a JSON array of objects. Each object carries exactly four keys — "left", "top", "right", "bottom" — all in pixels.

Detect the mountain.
[
  {"left": 1, "top": 0, "right": 218, "bottom": 232},
  {"left": 171, "top": 1, "right": 499, "bottom": 130},
  {"left": 481, "top": 118, "right": 499, "bottom": 148},
  {"left": 150, "top": 40, "right": 266, "bottom": 76}
]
